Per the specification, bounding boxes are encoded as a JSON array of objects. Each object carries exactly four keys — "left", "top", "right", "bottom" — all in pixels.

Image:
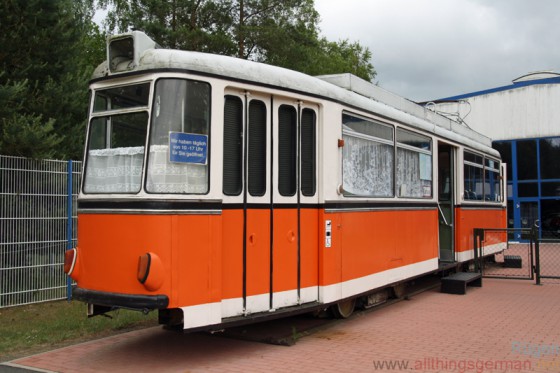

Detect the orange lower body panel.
[
  {"left": 75, "top": 205, "right": 505, "bottom": 318},
  {"left": 455, "top": 207, "right": 507, "bottom": 254},
  {"left": 76, "top": 213, "right": 221, "bottom": 309},
  {"left": 329, "top": 209, "right": 439, "bottom": 286}
]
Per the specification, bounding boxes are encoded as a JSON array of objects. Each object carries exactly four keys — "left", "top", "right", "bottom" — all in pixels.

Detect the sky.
[{"left": 314, "top": 0, "right": 560, "bottom": 102}]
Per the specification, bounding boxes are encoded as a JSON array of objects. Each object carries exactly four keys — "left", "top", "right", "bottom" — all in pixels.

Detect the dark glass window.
[
  {"left": 94, "top": 83, "right": 150, "bottom": 112},
  {"left": 464, "top": 152, "right": 483, "bottom": 164},
  {"left": 492, "top": 141, "right": 512, "bottom": 180},
  {"left": 248, "top": 100, "right": 267, "bottom": 196},
  {"left": 517, "top": 140, "right": 538, "bottom": 180},
  {"left": 540, "top": 138, "right": 560, "bottom": 180},
  {"left": 542, "top": 182, "right": 560, "bottom": 197},
  {"left": 517, "top": 183, "right": 538, "bottom": 198},
  {"left": 223, "top": 96, "right": 243, "bottom": 195},
  {"left": 278, "top": 105, "right": 297, "bottom": 196},
  {"left": 342, "top": 113, "right": 393, "bottom": 141},
  {"left": 301, "top": 109, "right": 316, "bottom": 196},
  {"left": 484, "top": 158, "right": 501, "bottom": 201},
  {"left": 541, "top": 200, "right": 560, "bottom": 238},
  {"left": 396, "top": 129, "right": 431, "bottom": 151}
]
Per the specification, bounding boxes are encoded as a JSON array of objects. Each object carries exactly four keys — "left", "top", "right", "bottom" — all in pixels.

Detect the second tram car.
[{"left": 65, "top": 31, "right": 507, "bottom": 330}]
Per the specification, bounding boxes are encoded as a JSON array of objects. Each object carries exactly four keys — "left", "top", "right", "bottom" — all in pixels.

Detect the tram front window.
[
  {"left": 146, "top": 78, "right": 210, "bottom": 194},
  {"left": 83, "top": 83, "right": 151, "bottom": 194},
  {"left": 83, "top": 112, "right": 149, "bottom": 193}
]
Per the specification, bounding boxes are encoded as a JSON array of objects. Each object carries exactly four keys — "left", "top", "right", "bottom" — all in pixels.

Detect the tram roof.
[{"left": 93, "top": 31, "right": 499, "bottom": 158}]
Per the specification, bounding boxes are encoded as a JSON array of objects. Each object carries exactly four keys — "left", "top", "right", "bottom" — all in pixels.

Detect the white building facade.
[{"left": 427, "top": 71, "right": 560, "bottom": 239}]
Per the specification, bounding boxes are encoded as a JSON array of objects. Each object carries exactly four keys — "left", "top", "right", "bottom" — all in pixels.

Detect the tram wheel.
[{"left": 331, "top": 298, "right": 356, "bottom": 319}]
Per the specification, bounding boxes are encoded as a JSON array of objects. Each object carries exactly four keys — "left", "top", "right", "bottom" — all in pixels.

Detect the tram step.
[
  {"left": 441, "top": 272, "right": 482, "bottom": 295},
  {"left": 503, "top": 255, "right": 522, "bottom": 268}
]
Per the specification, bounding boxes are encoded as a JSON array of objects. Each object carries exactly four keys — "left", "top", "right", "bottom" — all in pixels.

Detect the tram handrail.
[{"left": 437, "top": 204, "right": 452, "bottom": 227}]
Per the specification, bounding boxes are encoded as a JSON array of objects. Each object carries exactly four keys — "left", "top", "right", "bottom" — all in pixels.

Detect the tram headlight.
[{"left": 137, "top": 252, "right": 164, "bottom": 291}]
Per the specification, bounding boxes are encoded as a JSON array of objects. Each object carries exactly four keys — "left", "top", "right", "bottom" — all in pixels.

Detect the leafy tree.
[
  {"left": 100, "top": 0, "right": 238, "bottom": 54},
  {"left": 0, "top": 0, "right": 105, "bottom": 160},
  {"left": 97, "top": 0, "right": 376, "bottom": 81}
]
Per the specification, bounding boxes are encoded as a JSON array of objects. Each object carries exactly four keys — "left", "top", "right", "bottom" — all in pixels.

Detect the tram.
[{"left": 65, "top": 31, "right": 507, "bottom": 330}]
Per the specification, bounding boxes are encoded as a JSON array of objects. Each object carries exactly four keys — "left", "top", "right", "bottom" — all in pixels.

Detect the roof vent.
[{"left": 512, "top": 71, "right": 560, "bottom": 84}]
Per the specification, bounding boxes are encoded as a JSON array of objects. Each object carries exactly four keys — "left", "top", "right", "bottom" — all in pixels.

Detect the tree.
[
  {"left": 98, "top": 0, "right": 376, "bottom": 82},
  {"left": 0, "top": 0, "right": 105, "bottom": 159},
  {"left": 99, "top": 0, "right": 238, "bottom": 54}
]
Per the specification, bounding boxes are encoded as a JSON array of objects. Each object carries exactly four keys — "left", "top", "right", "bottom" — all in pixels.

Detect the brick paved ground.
[{"left": 4, "top": 278, "right": 560, "bottom": 373}]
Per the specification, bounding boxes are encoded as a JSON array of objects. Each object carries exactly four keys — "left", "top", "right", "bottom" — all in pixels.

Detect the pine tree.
[{"left": 0, "top": 0, "right": 105, "bottom": 159}]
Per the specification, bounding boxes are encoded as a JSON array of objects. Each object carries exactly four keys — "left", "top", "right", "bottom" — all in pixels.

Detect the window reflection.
[
  {"left": 517, "top": 140, "right": 537, "bottom": 180},
  {"left": 540, "top": 138, "right": 560, "bottom": 180}
]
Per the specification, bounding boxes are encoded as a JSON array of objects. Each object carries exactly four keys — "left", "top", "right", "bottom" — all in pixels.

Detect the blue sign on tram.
[{"left": 169, "top": 132, "right": 208, "bottom": 164}]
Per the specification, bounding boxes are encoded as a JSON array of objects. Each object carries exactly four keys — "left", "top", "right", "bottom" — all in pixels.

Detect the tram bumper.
[{"left": 72, "top": 287, "right": 169, "bottom": 314}]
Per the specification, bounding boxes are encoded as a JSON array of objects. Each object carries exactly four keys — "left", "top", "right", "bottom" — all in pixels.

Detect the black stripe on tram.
[{"left": 77, "top": 200, "right": 222, "bottom": 211}]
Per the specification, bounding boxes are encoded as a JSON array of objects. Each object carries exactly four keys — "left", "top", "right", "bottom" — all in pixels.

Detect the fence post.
[
  {"left": 533, "top": 224, "right": 541, "bottom": 285},
  {"left": 66, "top": 159, "right": 73, "bottom": 300}
]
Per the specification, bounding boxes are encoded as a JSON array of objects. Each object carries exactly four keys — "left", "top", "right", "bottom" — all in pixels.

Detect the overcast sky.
[{"left": 314, "top": 0, "right": 560, "bottom": 102}]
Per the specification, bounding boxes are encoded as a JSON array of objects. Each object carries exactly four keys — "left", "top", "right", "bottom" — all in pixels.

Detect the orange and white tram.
[{"left": 65, "top": 31, "right": 507, "bottom": 330}]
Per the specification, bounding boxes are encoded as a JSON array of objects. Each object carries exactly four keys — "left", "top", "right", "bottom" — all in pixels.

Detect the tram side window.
[
  {"left": 146, "top": 78, "right": 210, "bottom": 194},
  {"left": 464, "top": 152, "right": 483, "bottom": 200},
  {"left": 342, "top": 113, "right": 394, "bottom": 197},
  {"left": 463, "top": 151, "right": 501, "bottom": 202},
  {"left": 248, "top": 100, "right": 267, "bottom": 196},
  {"left": 301, "top": 109, "right": 317, "bottom": 196},
  {"left": 223, "top": 96, "right": 243, "bottom": 196},
  {"left": 396, "top": 129, "right": 432, "bottom": 198},
  {"left": 484, "top": 158, "right": 501, "bottom": 202},
  {"left": 279, "top": 105, "right": 297, "bottom": 196}
]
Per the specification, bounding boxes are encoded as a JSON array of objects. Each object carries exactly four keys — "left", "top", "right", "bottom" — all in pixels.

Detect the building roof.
[{"left": 426, "top": 71, "right": 560, "bottom": 103}]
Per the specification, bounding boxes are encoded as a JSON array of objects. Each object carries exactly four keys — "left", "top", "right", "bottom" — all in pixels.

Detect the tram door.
[
  {"left": 438, "top": 143, "right": 455, "bottom": 261},
  {"left": 242, "top": 94, "right": 273, "bottom": 314},
  {"left": 223, "top": 93, "right": 318, "bottom": 315},
  {"left": 272, "top": 99, "right": 319, "bottom": 309}
]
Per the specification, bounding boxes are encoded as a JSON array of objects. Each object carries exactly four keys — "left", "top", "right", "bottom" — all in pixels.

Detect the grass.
[{"left": 0, "top": 300, "right": 158, "bottom": 362}]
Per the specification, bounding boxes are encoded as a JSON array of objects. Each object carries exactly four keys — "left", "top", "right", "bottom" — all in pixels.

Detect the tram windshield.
[
  {"left": 146, "top": 79, "right": 210, "bottom": 194},
  {"left": 83, "top": 79, "right": 211, "bottom": 194}
]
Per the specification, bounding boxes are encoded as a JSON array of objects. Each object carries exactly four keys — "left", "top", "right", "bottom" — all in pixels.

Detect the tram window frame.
[
  {"left": 248, "top": 100, "right": 267, "bottom": 197},
  {"left": 463, "top": 151, "right": 502, "bottom": 203},
  {"left": 396, "top": 128, "right": 433, "bottom": 199},
  {"left": 463, "top": 151, "right": 484, "bottom": 201},
  {"left": 93, "top": 83, "right": 151, "bottom": 112},
  {"left": 83, "top": 111, "right": 149, "bottom": 194},
  {"left": 484, "top": 157, "right": 501, "bottom": 202},
  {"left": 223, "top": 95, "right": 243, "bottom": 196},
  {"left": 145, "top": 78, "right": 211, "bottom": 195},
  {"left": 278, "top": 105, "right": 297, "bottom": 196},
  {"left": 300, "top": 108, "right": 317, "bottom": 197},
  {"left": 342, "top": 113, "right": 394, "bottom": 198}
]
